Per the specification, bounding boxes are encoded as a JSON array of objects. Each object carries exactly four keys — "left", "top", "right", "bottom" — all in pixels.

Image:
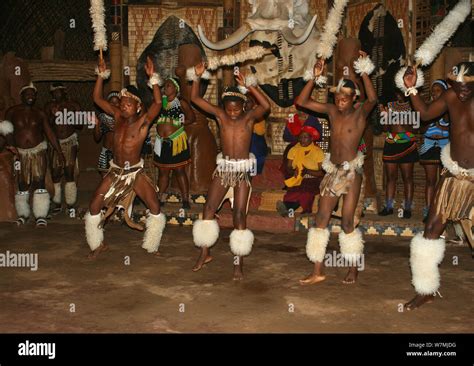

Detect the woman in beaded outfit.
[{"left": 153, "top": 78, "right": 195, "bottom": 209}]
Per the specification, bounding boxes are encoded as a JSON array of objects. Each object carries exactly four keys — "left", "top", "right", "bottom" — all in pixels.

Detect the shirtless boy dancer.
[
  {"left": 297, "top": 52, "right": 377, "bottom": 285},
  {"left": 86, "top": 56, "right": 166, "bottom": 258},
  {"left": 190, "top": 63, "right": 270, "bottom": 280},
  {"left": 403, "top": 62, "right": 474, "bottom": 310}
]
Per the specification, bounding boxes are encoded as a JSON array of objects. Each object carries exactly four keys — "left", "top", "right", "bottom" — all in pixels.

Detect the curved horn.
[
  {"left": 281, "top": 15, "right": 317, "bottom": 45},
  {"left": 198, "top": 24, "right": 253, "bottom": 51}
]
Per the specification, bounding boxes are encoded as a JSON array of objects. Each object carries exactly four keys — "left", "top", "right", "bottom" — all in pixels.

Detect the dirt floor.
[{"left": 0, "top": 215, "right": 472, "bottom": 333}]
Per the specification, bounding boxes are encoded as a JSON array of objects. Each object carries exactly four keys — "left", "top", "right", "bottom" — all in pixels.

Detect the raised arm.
[
  {"left": 93, "top": 114, "right": 102, "bottom": 143},
  {"left": 403, "top": 66, "right": 448, "bottom": 121},
  {"left": 180, "top": 99, "right": 196, "bottom": 125},
  {"left": 190, "top": 62, "right": 224, "bottom": 118},
  {"left": 296, "top": 58, "right": 335, "bottom": 115},
  {"left": 142, "top": 56, "right": 162, "bottom": 127},
  {"left": 355, "top": 51, "right": 377, "bottom": 116},
  {"left": 236, "top": 72, "right": 270, "bottom": 122},
  {"left": 93, "top": 58, "right": 120, "bottom": 118}
]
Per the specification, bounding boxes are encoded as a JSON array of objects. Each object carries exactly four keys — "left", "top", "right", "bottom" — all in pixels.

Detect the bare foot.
[
  {"left": 233, "top": 264, "right": 244, "bottom": 281},
  {"left": 342, "top": 267, "right": 358, "bottom": 284},
  {"left": 299, "top": 273, "right": 326, "bottom": 285},
  {"left": 192, "top": 252, "right": 213, "bottom": 272},
  {"left": 87, "top": 243, "right": 109, "bottom": 259},
  {"left": 404, "top": 294, "right": 435, "bottom": 311}
]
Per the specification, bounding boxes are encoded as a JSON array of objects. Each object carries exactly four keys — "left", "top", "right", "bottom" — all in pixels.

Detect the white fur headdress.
[
  {"left": 89, "top": 0, "right": 108, "bottom": 52},
  {"left": 316, "top": 0, "right": 349, "bottom": 60},
  {"left": 414, "top": 0, "right": 471, "bottom": 67},
  {"left": 186, "top": 46, "right": 269, "bottom": 81}
]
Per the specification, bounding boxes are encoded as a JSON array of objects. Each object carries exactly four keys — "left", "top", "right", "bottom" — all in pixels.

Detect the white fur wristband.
[
  {"left": 404, "top": 87, "right": 418, "bottom": 96},
  {"left": 95, "top": 67, "right": 111, "bottom": 80},
  {"left": 303, "top": 69, "right": 327, "bottom": 87},
  {"left": 353, "top": 56, "right": 375, "bottom": 75},
  {"left": 147, "top": 73, "right": 163, "bottom": 88},
  {"left": 237, "top": 86, "right": 248, "bottom": 95},
  {"left": 314, "top": 75, "right": 327, "bottom": 87},
  {"left": 186, "top": 67, "right": 211, "bottom": 81}
]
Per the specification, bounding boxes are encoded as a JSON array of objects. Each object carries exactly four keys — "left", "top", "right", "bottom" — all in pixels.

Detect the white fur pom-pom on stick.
[
  {"left": 316, "top": 0, "right": 349, "bottom": 60},
  {"left": 90, "top": 0, "right": 108, "bottom": 54},
  {"left": 414, "top": 0, "right": 471, "bottom": 66},
  {"left": 353, "top": 56, "right": 375, "bottom": 75}
]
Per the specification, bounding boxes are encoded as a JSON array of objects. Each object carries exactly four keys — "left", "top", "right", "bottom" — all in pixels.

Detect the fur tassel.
[
  {"left": 32, "top": 189, "right": 50, "bottom": 219},
  {"left": 193, "top": 219, "right": 219, "bottom": 248},
  {"left": 395, "top": 67, "right": 424, "bottom": 94},
  {"left": 142, "top": 212, "right": 166, "bottom": 253},
  {"left": 64, "top": 182, "right": 77, "bottom": 206},
  {"left": 0, "top": 120, "right": 13, "bottom": 136},
  {"left": 15, "top": 191, "right": 30, "bottom": 218},
  {"left": 316, "top": 0, "right": 349, "bottom": 59},
  {"left": 90, "top": 0, "right": 108, "bottom": 51},
  {"left": 229, "top": 229, "right": 254, "bottom": 256},
  {"left": 306, "top": 227, "right": 330, "bottom": 263},
  {"left": 85, "top": 211, "right": 103, "bottom": 251},
  {"left": 353, "top": 56, "right": 375, "bottom": 75},
  {"left": 339, "top": 229, "right": 364, "bottom": 262},
  {"left": 410, "top": 233, "right": 445, "bottom": 295},
  {"left": 414, "top": 0, "right": 471, "bottom": 66}
]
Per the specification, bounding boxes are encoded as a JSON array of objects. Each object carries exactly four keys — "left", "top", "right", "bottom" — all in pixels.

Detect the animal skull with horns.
[{"left": 198, "top": 0, "right": 318, "bottom": 50}]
